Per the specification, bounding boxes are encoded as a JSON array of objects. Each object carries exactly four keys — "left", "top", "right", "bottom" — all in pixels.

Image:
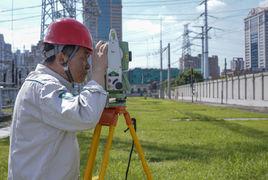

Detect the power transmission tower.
[
  {"left": 40, "top": 0, "right": 77, "bottom": 40},
  {"left": 182, "top": 23, "right": 191, "bottom": 57},
  {"left": 180, "top": 23, "right": 192, "bottom": 71},
  {"left": 83, "top": 0, "right": 100, "bottom": 44}
]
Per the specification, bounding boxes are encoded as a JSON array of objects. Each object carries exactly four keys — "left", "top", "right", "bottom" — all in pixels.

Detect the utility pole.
[
  {"left": 200, "top": 0, "right": 209, "bottom": 79},
  {"left": 204, "top": 0, "right": 209, "bottom": 80},
  {"left": 11, "top": 0, "right": 14, "bottom": 51},
  {"left": 201, "top": 26, "right": 204, "bottom": 76},
  {"left": 224, "top": 58, "right": 227, "bottom": 78},
  {"left": 224, "top": 58, "right": 228, "bottom": 103},
  {"left": 192, "top": 25, "right": 205, "bottom": 77},
  {"left": 191, "top": 68, "right": 194, "bottom": 103},
  {"left": 167, "top": 43, "right": 171, "bottom": 99},
  {"left": 160, "top": 18, "right": 163, "bottom": 98}
]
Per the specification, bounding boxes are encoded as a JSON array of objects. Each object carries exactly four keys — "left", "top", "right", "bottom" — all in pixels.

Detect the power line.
[
  {"left": 0, "top": 15, "right": 40, "bottom": 23},
  {"left": 122, "top": 17, "right": 195, "bottom": 21},
  {"left": 122, "top": 0, "right": 199, "bottom": 6},
  {"left": 123, "top": 8, "right": 250, "bottom": 16},
  {"left": 0, "top": 4, "right": 42, "bottom": 13},
  {"left": 124, "top": 0, "right": 197, "bottom": 4}
]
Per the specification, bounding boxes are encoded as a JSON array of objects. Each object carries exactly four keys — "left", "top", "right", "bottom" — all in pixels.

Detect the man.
[{"left": 8, "top": 18, "right": 108, "bottom": 179}]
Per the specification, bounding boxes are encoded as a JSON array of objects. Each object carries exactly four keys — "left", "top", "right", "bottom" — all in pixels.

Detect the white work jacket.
[{"left": 8, "top": 64, "right": 107, "bottom": 180}]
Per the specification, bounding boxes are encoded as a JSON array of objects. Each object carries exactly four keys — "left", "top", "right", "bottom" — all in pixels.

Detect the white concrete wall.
[{"left": 166, "top": 72, "right": 268, "bottom": 107}]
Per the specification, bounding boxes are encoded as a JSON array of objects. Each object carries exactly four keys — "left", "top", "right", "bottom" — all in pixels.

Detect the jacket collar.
[{"left": 35, "top": 64, "right": 73, "bottom": 91}]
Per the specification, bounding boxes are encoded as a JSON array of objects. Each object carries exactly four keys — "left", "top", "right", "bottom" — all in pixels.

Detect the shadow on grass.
[
  {"left": 145, "top": 141, "right": 268, "bottom": 163},
  {"left": 77, "top": 112, "right": 268, "bottom": 178},
  {"left": 77, "top": 130, "right": 268, "bottom": 165},
  {"left": 182, "top": 112, "right": 268, "bottom": 143}
]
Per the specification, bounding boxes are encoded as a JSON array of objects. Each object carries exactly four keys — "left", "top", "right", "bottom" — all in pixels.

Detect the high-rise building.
[
  {"left": 0, "top": 34, "right": 12, "bottom": 62},
  {"left": 179, "top": 54, "right": 219, "bottom": 79},
  {"left": 179, "top": 54, "right": 201, "bottom": 71},
  {"left": 83, "top": 0, "right": 122, "bottom": 43},
  {"left": 0, "top": 34, "right": 13, "bottom": 83},
  {"left": 231, "top": 57, "right": 244, "bottom": 71},
  {"left": 245, "top": 7, "right": 268, "bottom": 71},
  {"left": 98, "top": 0, "right": 122, "bottom": 41},
  {"left": 208, "top": 55, "right": 219, "bottom": 79},
  {"left": 83, "top": 0, "right": 100, "bottom": 44}
]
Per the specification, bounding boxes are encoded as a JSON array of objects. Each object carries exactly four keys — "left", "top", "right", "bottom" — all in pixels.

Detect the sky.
[{"left": 0, "top": 0, "right": 268, "bottom": 71}]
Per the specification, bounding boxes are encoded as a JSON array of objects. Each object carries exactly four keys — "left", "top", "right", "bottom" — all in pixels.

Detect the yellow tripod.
[{"left": 83, "top": 106, "right": 153, "bottom": 180}]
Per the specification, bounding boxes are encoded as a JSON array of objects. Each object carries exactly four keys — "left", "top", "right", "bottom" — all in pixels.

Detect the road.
[{"left": 0, "top": 126, "right": 10, "bottom": 139}]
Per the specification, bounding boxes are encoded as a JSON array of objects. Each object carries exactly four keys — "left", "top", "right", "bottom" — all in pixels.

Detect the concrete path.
[
  {"left": 177, "top": 99, "right": 268, "bottom": 114},
  {"left": 170, "top": 118, "right": 268, "bottom": 122},
  {"left": 223, "top": 118, "right": 268, "bottom": 121},
  {"left": 0, "top": 126, "right": 10, "bottom": 139}
]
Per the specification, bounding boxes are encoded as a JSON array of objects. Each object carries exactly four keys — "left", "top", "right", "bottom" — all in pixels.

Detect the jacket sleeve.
[{"left": 39, "top": 80, "right": 108, "bottom": 131}]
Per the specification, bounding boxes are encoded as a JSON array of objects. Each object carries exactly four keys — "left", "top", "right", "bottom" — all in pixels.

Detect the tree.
[{"left": 174, "top": 69, "right": 204, "bottom": 86}]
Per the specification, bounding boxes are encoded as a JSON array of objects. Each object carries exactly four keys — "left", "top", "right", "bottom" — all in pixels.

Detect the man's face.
[{"left": 68, "top": 47, "right": 92, "bottom": 83}]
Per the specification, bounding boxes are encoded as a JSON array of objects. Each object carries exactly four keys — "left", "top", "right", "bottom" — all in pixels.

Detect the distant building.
[
  {"left": 0, "top": 33, "right": 41, "bottom": 85},
  {"left": 28, "top": 41, "right": 43, "bottom": 70},
  {"left": 128, "top": 68, "right": 180, "bottom": 85},
  {"left": 83, "top": 0, "right": 100, "bottom": 44},
  {"left": 0, "top": 34, "right": 12, "bottom": 61},
  {"left": 179, "top": 54, "right": 219, "bottom": 79},
  {"left": 128, "top": 68, "right": 180, "bottom": 95},
  {"left": 179, "top": 54, "right": 201, "bottom": 71},
  {"left": 245, "top": 7, "right": 268, "bottom": 71},
  {"left": 0, "top": 34, "right": 13, "bottom": 84},
  {"left": 231, "top": 57, "right": 244, "bottom": 71},
  {"left": 98, "top": 0, "right": 122, "bottom": 41},
  {"left": 221, "top": 69, "right": 234, "bottom": 77},
  {"left": 13, "top": 41, "right": 43, "bottom": 86},
  {"left": 83, "top": 0, "right": 122, "bottom": 42},
  {"left": 208, "top": 55, "right": 220, "bottom": 79}
]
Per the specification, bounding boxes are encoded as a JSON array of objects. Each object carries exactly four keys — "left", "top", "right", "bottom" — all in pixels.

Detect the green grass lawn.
[{"left": 1, "top": 97, "right": 268, "bottom": 179}]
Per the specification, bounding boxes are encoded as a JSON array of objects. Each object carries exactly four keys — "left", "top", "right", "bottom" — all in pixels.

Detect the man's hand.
[{"left": 91, "top": 41, "right": 108, "bottom": 88}]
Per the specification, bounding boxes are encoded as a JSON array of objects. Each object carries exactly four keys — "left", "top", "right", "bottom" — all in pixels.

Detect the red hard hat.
[{"left": 44, "top": 18, "right": 93, "bottom": 52}]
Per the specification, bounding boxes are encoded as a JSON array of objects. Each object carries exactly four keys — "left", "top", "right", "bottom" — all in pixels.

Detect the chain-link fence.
[{"left": 0, "top": 87, "right": 18, "bottom": 109}]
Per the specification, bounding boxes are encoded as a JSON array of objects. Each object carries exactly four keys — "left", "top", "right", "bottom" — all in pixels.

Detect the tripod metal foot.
[
  {"left": 84, "top": 124, "right": 102, "bottom": 179},
  {"left": 123, "top": 111, "right": 152, "bottom": 180},
  {"left": 83, "top": 107, "right": 153, "bottom": 180}
]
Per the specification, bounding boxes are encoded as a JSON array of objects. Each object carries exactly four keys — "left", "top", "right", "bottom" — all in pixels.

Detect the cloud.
[
  {"left": 162, "top": 15, "right": 177, "bottom": 23},
  {"left": 123, "top": 15, "right": 186, "bottom": 36},
  {"left": 0, "top": 26, "right": 40, "bottom": 51},
  {"left": 196, "top": 0, "right": 226, "bottom": 12},
  {"left": 124, "top": 19, "right": 160, "bottom": 36},
  {"left": 259, "top": 0, "right": 268, "bottom": 7}
]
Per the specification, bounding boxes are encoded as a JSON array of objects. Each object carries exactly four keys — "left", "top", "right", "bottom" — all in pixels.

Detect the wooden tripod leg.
[
  {"left": 98, "top": 125, "right": 116, "bottom": 180},
  {"left": 84, "top": 123, "right": 102, "bottom": 180},
  {"left": 123, "top": 112, "right": 153, "bottom": 180}
]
